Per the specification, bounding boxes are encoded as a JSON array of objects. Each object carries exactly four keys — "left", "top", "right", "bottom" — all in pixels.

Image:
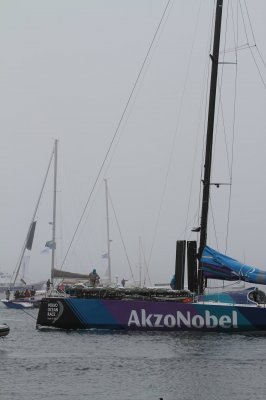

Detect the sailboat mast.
[
  {"left": 198, "top": 0, "right": 223, "bottom": 294},
  {"left": 139, "top": 236, "right": 142, "bottom": 287},
  {"left": 51, "top": 139, "right": 58, "bottom": 285},
  {"left": 104, "top": 179, "right": 111, "bottom": 284}
]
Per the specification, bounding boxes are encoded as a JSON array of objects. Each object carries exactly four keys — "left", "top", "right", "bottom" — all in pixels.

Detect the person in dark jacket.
[
  {"left": 46, "top": 279, "right": 51, "bottom": 291},
  {"left": 88, "top": 269, "right": 100, "bottom": 287},
  {"left": 170, "top": 275, "right": 176, "bottom": 290},
  {"left": 5, "top": 289, "right": 10, "bottom": 300}
]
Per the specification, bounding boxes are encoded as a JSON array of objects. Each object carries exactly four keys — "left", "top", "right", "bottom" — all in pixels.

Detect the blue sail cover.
[{"left": 200, "top": 246, "right": 266, "bottom": 285}]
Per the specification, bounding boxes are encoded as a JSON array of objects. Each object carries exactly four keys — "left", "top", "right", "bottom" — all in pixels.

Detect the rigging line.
[
  {"left": 145, "top": 0, "right": 203, "bottom": 276},
  {"left": 22, "top": 308, "right": 37, "bottom": 320},
  {"left": 209, "top": 197, "right": 219, "bottom": 251},
  {"left": 177, "top": 210, "right": 199, "bottom": 240},
  {"left": 216, "top": 0, "right": 237, "bottom": 180},
  {"left": 225, "top": 1, "right": 239, "bottom": 254},
  {"left": 254, "top": 46, "right": 266, "bottom": 71},
  {"left": 108, "top": 188, "right": 135, "bottom": 284},
  {"left": 239, "top": 1, "right": 266, "bottom": 89},
  {"left": 216, "top": 94, "right": 231, "bottom": 175},
  {"left": 238, "top": 1, "right": 251, "bottom": 45},
  {"left": 215, "top": 12, "right": 230, "bottom": 178},
  {"left": 58, "top": 178, "right": 103, "bottom": 272},
  {"left": 183, "top": 0, "right": 209, "bottom": 240},
  {"left": 140, "top": 240, "right": 152, "bottom": 287},
  {"left": 103, "top": 4, "right": 174, "bottom": 177},
  {"left": 223, "top": 43, "right": 255, "bottom": 53},
  {"left": 207, "top": 280, "right": 245, "bottom": 289},
  {"left": 247, "top": 49, "right": 266, "bottom": 90},
  {"left": 56, "top": 171, "right": 64, "bottom": 268},
  {"left": 60, "top": 0, "right": 173, "bottom": 269},
  {"left": 242, "top": 0, "right": 257, "bottom": 43},
  {"left": 213, "top": 1, "right": 231, "bottom": 179},
  {"left": 197, "top": 0, "right": 216, "bottom": 227},
  {"left": 243, "top": 0, "right": 266, "bottom": 70}
]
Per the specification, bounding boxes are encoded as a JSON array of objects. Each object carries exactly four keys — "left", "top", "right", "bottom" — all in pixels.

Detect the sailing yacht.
[
  {"left": 36, "top": 0, "right": 266, "bottom": 332},
  {"left": 1, "top": 140, "right": 59, "bottom": 309}
]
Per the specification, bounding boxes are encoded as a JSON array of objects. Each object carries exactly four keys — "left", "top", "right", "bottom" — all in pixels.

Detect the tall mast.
[
  {"left": 139, "top": 236, "right": 142, "bottom": 287},
  {"left": 198, "top": 0, "right": 223, "bottom": 294},
  {"left": 104, "top": 179, "right": 111, "bottom": 284},
  {"left": 51, "top": 139, "right": 58, "bottom": 285}
]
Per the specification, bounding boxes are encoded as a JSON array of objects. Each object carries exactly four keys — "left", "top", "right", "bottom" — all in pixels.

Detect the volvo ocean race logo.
[
  {"left": 128, "top": 309, "right": 238, "bottom": 329},
  {"left": 47, "top": 301, "right": 64, "bottom": 323}
]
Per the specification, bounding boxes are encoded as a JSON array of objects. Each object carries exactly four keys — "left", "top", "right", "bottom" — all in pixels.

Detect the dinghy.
[{"left": 0, "top": 323, "right": 10, "bottom": 337}]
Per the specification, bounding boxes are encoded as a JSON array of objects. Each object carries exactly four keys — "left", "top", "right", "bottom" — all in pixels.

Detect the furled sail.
[
  {"left": 53, "top": 268, "right": 91, "bottom": 279},
  {"left": 26, "top": 221, "right": 37, "bottom": 250},
  {"left": 200, "top": 246, "right": 266, "bottom": 285}
]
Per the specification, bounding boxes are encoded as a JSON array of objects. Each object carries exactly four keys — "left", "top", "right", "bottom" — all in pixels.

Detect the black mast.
[{"left": 198, "top": 0, "right": 223, "bottom": 294}]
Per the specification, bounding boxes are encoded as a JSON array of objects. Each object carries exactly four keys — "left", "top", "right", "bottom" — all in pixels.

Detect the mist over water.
[{"left": 1, "top": 306, "right": 266, "bottom": 400}]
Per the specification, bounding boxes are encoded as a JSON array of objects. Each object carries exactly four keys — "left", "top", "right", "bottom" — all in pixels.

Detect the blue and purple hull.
[{"left": 36, "top": 296, "right": 266, "bottom": 332}]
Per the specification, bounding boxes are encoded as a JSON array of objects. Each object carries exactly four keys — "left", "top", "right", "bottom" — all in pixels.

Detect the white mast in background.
[
  {"left": 51, "top": 139, "right": 58, "bottom": 285},
  {"left": 104, "top": 179, "right": 111, "bottom": 284}
]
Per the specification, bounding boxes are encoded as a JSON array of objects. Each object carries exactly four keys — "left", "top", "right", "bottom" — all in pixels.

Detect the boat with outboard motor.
[
  {"left": 36, "top": 0, "right": 266, "bottom": 332},
  {"left": 1, "top": 299, "right": 34, "bottom": 309},
  {"left": 1, "top": 289, "right": 46, "bottom": 309}
]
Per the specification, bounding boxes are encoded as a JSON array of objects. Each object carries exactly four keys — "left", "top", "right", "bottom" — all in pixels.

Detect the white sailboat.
[{"left": 1, "top": 139, "right": 59, "bottom": 309}]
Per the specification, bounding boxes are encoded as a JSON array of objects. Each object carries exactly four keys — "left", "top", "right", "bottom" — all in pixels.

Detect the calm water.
[{"left": 0, "top": 304, "right": 266, "bottom": 400}]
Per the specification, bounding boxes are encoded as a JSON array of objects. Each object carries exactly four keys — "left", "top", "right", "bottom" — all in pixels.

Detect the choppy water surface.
[{"left": 0, "top": 305, "right": 266, "bottom": 400}]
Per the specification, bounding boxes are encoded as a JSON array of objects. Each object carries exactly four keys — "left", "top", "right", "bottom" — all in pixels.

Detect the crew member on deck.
[
  {"left": 88, "top": 269, "right": 100, "bottom": 287},
  {"left": 170, "top": 275, "right": 176, "bottom": 290},
  {"left": 5, "top": 289, "right": 10, "bottom": 300},
  {"left": 121, "top": 278, "right": 128, "bottom": 287},
  {"left": 46, "top": 278, "right": 51, "bottom": 291},
  {"left": 30, "top": 286, "right": 36, "bottom": 296}
]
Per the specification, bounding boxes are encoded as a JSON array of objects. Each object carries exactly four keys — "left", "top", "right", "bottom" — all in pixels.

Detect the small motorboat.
[
  {"left": 0, "top": 323, "right": 10, "bottom": 337},
  {"left": 1, "top": 299, "right": 34, "bottom": 309}
]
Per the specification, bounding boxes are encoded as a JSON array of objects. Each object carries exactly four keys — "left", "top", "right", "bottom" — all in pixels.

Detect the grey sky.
[{"left": 0, "top": 0, "right": 266, "bottom": 286}]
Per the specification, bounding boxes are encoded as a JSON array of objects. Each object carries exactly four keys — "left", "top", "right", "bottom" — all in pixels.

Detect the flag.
[
  {"left": 45, "top": 240, "right": 56, "bottom": 249},
  {"left": 41, "top": 248, "right": 50, "bottom": 254},
  {"left": 102, "top": 252, "right": 108, "bottom": 259}
]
